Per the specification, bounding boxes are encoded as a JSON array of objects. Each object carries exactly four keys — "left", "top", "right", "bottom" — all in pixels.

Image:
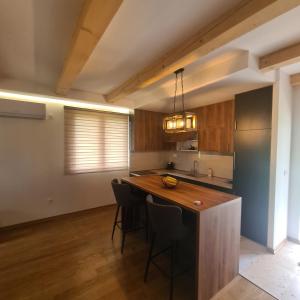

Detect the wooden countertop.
[
  {"left": 151, "top": 169, "right": 233, "bottom": 189},
  {"left": 122, "top": 175, "right": 239, "bottom": 213},
  {"left": 130, "top": 168, "right": 233, "bottom": 189}
]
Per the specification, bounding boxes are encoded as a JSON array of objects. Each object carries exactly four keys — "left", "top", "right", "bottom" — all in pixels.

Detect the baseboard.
[
  {"left": 267, "top": 238, "right": 287, "bottom": 254},
  {"left": 287, "top": 236, "right": 300, "bottom": 245},
  {"left": 0, "top": 204, "right": 116, "bottom": 232}
]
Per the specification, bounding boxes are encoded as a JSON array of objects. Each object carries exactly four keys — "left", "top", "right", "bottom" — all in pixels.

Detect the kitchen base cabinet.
[{"left": 123, "top": 175, "right": 241, "bottom": 300}]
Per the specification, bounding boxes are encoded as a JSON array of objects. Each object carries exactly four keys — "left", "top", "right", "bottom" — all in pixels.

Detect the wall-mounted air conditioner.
[{"left": 0, "top": 99, "right": 46, "bottom": 120}]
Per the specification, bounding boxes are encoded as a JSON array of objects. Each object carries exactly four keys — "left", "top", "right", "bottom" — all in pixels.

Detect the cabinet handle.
[
  {"left": 233, "top": 152, "right": 236, "bottom": 170},
  {"left": 234, "top": 120, "right": 237, "bottom": 130}
]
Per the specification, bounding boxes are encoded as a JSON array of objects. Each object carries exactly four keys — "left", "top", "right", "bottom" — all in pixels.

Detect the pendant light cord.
[
  {"left": 180, "top": 70, "right": 185, "bottom": 113},
  {"left": 173, "top": 72, "right": 178, "bottom": 114},
  {"left": 172, "top": 68, "right": 184, "bottom": 114}
]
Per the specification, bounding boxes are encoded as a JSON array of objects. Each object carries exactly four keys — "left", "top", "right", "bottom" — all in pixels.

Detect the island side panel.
[{"left": 196, "top": 197, "right": 241, "bottom": 300}]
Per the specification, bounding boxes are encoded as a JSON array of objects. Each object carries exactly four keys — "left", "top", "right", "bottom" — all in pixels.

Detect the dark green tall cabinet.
[{"left": 233, "top": 86, "right": 272, "bottom": 246}]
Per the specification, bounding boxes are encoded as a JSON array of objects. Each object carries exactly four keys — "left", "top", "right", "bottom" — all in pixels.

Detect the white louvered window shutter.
[{"left": 64, "top": 107, "right": 129, "bottom": 174}]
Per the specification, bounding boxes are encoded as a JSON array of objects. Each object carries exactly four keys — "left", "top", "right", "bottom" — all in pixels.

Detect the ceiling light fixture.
[
  {"left": 0, "top": 89, "right": 130, "bottom": 114},
  {"left": 163, "top": 68, "right": 197, "bottom": 133}
]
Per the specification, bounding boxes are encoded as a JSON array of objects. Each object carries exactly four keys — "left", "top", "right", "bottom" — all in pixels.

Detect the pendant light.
[{"left": 163, "top": 68, "right": 197, "bottom": 133}]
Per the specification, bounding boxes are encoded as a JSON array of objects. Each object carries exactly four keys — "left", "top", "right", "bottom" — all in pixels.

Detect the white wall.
[
  {"left": 268, "top": 70, "right": 292, "bottom": 250},
  {"left": 0, "top": 103, "right": 128, "bottom": 227},
  {"left": 0, "top": 99, "right": 233, "bottom": 228},
  {"left": 288, "top": 86, "right": 300, "bottom": 242}
]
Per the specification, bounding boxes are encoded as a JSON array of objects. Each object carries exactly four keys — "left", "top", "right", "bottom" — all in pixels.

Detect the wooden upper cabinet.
[
  {"left": 197, "top": 100, "right": 234, "bottom": 153},
  {"left": 132, "top": 100, "right": 234, "bottom": 153},
  {"left": 132, "top": 109, "right": 173, "bottom": 152}
]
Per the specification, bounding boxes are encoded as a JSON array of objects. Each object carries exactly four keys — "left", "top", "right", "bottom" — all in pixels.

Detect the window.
[{"left": 64, "top": 107, "right": 129, "bottom": 174}]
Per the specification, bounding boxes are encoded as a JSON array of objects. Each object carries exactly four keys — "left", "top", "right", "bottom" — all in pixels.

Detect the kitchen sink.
[
  {"left": 186, "top": 173, "right": 207, "bottom": 178},
  {"left": 169, "top": 171, "right": 207, "bottom": 178}
]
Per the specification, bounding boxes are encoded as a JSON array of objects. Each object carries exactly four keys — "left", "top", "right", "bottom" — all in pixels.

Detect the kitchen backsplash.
[
  {"left": 130, "top": 151, "right": 233, "bottom": 179},
  {"left": 168, "top": 152, "right": 233, "bottom": 179},
  {"left": 130, "top": 151, "right": 169, "bottom": 171}
]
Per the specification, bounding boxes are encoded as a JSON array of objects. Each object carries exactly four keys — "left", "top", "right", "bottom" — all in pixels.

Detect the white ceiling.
[
  {"left": 120, "top": 6, "right": 300, "bottom": 112},
  {"left": 139, "top": 69, "right": 273, "bottom": 112},
  {"left": 0, "top": 0, "right": 84, "bottom": 86},
  {"left": 123, "top": 5, "right": 300, "bottom": 111},
  {"left": 113, "top": 50, "right": 265, "bottom": 110},
  {"left": 226, "top": 5, "right": 300, "bottom": 57},
  {"left": 0, "top": 1, "right": 300, "bottom": 112},
  {"left": 282, "top": 62, "right": 300, "bottom": 75},
  {"left": 72, "top": 0, "right": 241, "bottom": 94}
]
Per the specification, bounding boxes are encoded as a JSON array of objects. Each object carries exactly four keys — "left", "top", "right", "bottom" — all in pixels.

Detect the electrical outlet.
[{"left": 47, "top": 197, "right": 53, "bottom": 204}]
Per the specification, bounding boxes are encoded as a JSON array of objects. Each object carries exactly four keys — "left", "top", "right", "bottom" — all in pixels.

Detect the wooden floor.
[{"left": 0, "top": 205, "right": 275, "bottom": 300}]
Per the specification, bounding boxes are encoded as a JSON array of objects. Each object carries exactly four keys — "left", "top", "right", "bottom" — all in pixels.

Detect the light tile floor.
[{"left": 239, "top": 237, "right": 300, "bottom": 300}]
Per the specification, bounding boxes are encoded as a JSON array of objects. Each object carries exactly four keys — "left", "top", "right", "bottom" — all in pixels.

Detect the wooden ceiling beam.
[
  {"left": 259, "top": 42, "right": 300, "bottom": 71},
  {"left": 290, "top": 73, "right": 300, "bottom": 86},
  {"left": 56, "top": 0, "right": 123, "bottom": 95},
  {"left": 105, "top": 0, "right": 300, "bottom": 103}
]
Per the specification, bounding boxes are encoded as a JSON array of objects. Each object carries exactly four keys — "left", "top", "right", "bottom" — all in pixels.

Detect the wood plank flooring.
[{"left": 0, "top": 205, "right": 275, "bottom": 300}]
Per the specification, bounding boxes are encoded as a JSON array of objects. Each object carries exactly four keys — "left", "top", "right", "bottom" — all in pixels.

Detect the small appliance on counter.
[{"left": 166, "top": 161, "right": 175, "bottom": 170}]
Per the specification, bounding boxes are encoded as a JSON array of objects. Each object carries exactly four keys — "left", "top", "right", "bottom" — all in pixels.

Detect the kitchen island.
[{"left": 122, "top": 175, "right": 241, "bottom": 300}]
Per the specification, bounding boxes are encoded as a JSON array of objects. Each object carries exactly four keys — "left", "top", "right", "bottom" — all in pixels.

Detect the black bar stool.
[
  {"left": 144, "top": 195, "right": 188, "bottom": 300},
  {"left": 111, "top": 179, "right": 147, "bottom": 254}
]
